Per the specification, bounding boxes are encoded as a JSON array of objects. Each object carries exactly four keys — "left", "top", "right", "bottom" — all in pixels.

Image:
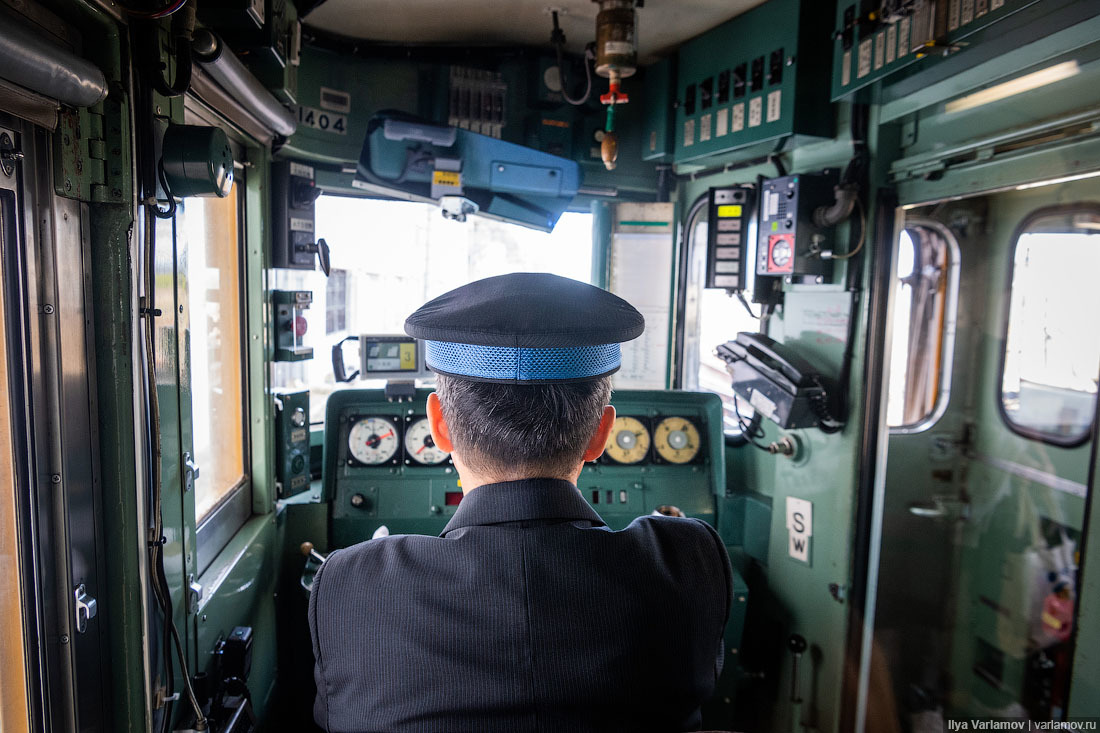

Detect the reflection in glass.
[
  {"left": 1001, "top": 216, "right": 1100, "bottom": 441},
  {"left": 181, "top": 183, "right": 247, "bottom": 520}
]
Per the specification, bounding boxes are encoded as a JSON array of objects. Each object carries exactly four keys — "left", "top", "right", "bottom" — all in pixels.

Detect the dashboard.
[{"left": 322, "top": 388, "right": 726, "bottom": 548}]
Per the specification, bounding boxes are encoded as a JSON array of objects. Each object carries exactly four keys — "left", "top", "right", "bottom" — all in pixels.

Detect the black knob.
[{"left": 788, "top": 634, "right": 807, "bottom": 655}]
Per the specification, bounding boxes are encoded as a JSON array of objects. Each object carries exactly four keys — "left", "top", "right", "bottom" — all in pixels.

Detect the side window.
[
  {"left": 681, "top": 199, "right": 761, "bottom": 435},
  {"left": 1000, "top": 207, "right": 1100, "bottom": 445},
  {"left": 887, "top": 223, "right": 959, "bottom": 430},
  {"left": 326, "top": 268, "right": 348, "bottom": 334},
  {"left": 179, "top": 179, "right": 251, "bottom": 538}
]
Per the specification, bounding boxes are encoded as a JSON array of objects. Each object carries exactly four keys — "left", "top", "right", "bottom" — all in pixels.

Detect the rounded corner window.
[
  {"left": 998, "top": 205, "right": 1100, "bottom": 447},
  {"left": 887, "top": 220, "right": 960, "bottom": 433}
]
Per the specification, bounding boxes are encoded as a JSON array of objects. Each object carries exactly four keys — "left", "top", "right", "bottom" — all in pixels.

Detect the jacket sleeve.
[
  {"left": 690, "top": 518, "right": 733, "bottom": 683},
  {"left": 308, "top": 551, "right": 334, "bottom": 731}
]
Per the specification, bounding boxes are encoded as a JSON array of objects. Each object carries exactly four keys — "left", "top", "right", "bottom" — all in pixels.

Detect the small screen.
[{"left": 365, "top": 339, "right": 418, "bottom": 372}]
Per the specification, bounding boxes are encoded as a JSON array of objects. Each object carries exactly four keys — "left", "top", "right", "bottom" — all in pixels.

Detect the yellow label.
[
  {"left": 399, "top": 342, "right": 417, "bottom": 370},
  {"left": 717, "top": 204, "right": 742, "bottom": 218},
  {"left": 1041, "top": 611, "right": 1062, "bottom": 630},
  {"left": 432, "top": 170, "right": 461, "bottom": 188}
]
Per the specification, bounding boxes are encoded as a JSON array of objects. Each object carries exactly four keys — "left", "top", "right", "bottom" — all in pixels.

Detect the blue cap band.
[{"left": 425, "top": 341, "right": 621, "bottom": 383}]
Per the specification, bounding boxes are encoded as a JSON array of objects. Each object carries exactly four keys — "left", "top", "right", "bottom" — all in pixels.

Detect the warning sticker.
[{"left": 432, "top": 170, "right": 461, "bottom": 188}]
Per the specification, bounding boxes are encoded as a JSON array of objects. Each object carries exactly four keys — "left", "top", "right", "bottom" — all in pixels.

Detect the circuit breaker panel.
[
  {"left": 673, "top": 0, "right": 834, "bottom": 164},
  {"left": 830, "top": 0, "right": 1034, "bottom": 99}
]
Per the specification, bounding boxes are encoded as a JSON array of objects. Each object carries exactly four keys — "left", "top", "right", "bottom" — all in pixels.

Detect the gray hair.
[{"left": 434, "top": 373, "right": 612, "bottom": 479}]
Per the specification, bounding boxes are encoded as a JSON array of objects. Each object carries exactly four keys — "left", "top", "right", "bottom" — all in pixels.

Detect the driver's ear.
[
  {"left": 426, "top": 392, "right": 455, "bottom": 453},
  {"left": 582, "top": 405, "right": 616, "bottom": 463}
]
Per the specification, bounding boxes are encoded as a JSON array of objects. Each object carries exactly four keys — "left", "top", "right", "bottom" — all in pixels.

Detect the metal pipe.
[
  {"left": 192, "top": 30, "right": 296, "bottom": 137},
  {"left": 0, "top": 18, "right": 108, "bottom": 107}
]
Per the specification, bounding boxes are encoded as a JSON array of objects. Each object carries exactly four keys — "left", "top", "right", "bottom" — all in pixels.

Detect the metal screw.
[
  {"left": 60, "top": 634, "right": 69, "bottom": 644},
  {"left": 51, "top": 474, "right": 61, "bottom": 484},
  {"left": 497, "top": 165, "right": 505, "bottom": 172},
  {"left": 179, "top": 305, "right": 183, "bottom": 313},
  {"left": 64, "top": 179, "right": 72, "bottom": 191},
  {"left": 43, "top": 304, "right": 55, "bottom": 314}
]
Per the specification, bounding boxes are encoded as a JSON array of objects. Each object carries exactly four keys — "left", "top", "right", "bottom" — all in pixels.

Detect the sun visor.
[{"left": 355, "top": 112, "right": 582, "bottom": 232}]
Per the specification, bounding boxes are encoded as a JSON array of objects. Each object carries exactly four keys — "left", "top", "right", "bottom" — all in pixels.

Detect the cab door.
[{"left": 864, "top": 174, "right": 1100, "bottom": 730}]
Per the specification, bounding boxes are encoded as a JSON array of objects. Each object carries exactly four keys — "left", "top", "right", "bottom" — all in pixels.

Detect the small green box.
[{"left": 274, "top": 390, "right": 311, "bottom": 499}]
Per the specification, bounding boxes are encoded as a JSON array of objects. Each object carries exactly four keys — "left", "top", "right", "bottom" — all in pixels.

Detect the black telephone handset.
[
  {"left": 734, "top": 333, "right": 820, "bottom": 389},
  {"left": 717, "top": 332, "right": 843, "bottom": 432}
]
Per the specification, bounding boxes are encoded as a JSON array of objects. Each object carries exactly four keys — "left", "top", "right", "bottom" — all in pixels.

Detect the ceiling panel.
[{"left": 303, "top": 0, "right": 767, "bottom": 64}]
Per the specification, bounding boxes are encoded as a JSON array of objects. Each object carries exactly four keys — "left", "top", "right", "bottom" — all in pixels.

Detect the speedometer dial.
[
  {"left": 604, "top": 416, "right": 650, "bottom": 464},
  {"left": 348, "top": 416, "right": 399, "bottom": 465},
  {"left": 653, "top": 416, "right": 701, "bottom": 464},
  {"left": 404, "top": 418, "right": 449, "bottom": 465}
]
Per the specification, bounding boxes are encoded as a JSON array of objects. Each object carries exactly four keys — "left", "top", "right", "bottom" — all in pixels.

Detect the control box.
[
  {"left": 673, "top": 0, "right": 834, "bottom": 164},
  {"left": 272, "top": 290, "right": 313, "bottom": 361},
  {"left": 272, "top": 160, "right": 322, "bottom": 270},
  {"left": 756, "top": 172, "right": 837, "bottom": 281},
  {"left": 705, "top": 185, "right": 756, "bottom": 291},
  {"left": 275, "top": 390, "right": 311, "bottom": 498}
]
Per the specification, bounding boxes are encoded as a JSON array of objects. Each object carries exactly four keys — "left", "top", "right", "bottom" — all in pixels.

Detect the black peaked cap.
[{"left": 404, "top": 273, "right": 644, "bottom": 348}]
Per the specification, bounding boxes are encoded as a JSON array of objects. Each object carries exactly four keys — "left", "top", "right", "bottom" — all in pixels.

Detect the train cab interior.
[{"left": 1, "top": 0, "right": 1099, "bottom": 730}]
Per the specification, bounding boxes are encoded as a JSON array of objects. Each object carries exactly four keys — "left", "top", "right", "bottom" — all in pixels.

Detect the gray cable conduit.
[
  {"left": 0, "top": 19, "right": 108, "bottom": 107},
  {"left": 192, "top": 29, "right": 296, "bottom": 137}
]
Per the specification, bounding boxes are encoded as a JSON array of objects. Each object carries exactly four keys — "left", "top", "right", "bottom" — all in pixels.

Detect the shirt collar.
[{"left": 441, "top": 478, "right": 606, "bottom": 536}]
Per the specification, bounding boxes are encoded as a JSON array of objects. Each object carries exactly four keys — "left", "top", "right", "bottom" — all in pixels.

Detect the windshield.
[{"left": 271, "top": 196, "right": 595, "bottom": 422}]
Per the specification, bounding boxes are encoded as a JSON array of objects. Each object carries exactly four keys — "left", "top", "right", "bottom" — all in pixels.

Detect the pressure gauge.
[
  {"left": 404, "top": 417, "right": 449, "bottom": 465},
  {"left": 604, "top": 416, "right": 650, "bottom": 464},
  {"left": 653, "top": 416, "right": 701, "bottom": 464},
  {"left": 347, "top": 416, "right": 399, "bottom": 465}
]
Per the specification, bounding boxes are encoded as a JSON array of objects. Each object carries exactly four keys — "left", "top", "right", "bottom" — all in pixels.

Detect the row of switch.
[{"left": 683, "top": 47, "right": 785, "bottom": 116}]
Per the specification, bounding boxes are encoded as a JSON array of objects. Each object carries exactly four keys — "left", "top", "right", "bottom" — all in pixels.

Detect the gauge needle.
[
  {"left": 416, "top": 444, "right": 427, "bottom": 454},
  {"left": 366, "top": 430, "right": 394, "bottom": 447}
]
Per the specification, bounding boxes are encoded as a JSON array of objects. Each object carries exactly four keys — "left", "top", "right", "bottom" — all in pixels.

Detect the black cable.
[
  {"left": 733, "top": 393, "right": 774, "bottom": 452},
  {"left": 550, "top": 12, "right": 592, "bottom": 106},
  {"left": 736, "top": 291, "right": 761, "bottom": 320},
  {"left": 154, "top": 160, "right": 176, "bottom": 219}
]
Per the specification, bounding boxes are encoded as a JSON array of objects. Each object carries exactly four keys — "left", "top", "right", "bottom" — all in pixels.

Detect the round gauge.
[
  {"left": 404, "top": 418, "right": 449, "bottom": 465},
  {"left": 604, "top": 416, "right": 650, "bottom": 464},
  {"left": 653, "top": 416, "right": 701, "bottom": 464},
  {"left": 347, "top": 416, "right": 399, "bottom": 465}
]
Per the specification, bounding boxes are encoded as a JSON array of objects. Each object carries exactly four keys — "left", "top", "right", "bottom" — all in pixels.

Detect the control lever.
[
  {"left": 306, "top": 237, "right": 331, "bottom": 277},
  {"left": 300, "top": 541, "right": 327, "bottom": 565},
  {"left": 788, "top": 633, "right": 806, "bottom": 703}
]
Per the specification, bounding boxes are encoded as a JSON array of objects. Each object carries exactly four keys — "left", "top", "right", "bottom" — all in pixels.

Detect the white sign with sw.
[{"left": 786, "top": 496, "right": 812, "bottom": 564}]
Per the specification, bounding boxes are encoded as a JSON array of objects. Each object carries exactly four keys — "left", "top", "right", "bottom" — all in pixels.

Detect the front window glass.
[
  {"left": 682, "top": 212, "right": 761, "bottom": 434},
  {"left": 1001, "top": 209, "right": 1100, "bottom": 443},
  {"left": 180, "top": 182, "right": 248, "bottom": 520},
  {"left": 273, "top": 196, "right": 595, "bottom": 422}
]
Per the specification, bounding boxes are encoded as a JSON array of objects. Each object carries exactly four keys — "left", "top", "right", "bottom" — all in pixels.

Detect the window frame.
[
  {"left": 995, "top": 203, "right": 1100, "bottom": 448},
  {"left": 676, "top": 191, "right": 755, "bottom": 442},
  {"left": 191, "top": 161, "right": 253, "bottom": 574},
  {"left": 888, "top": 218, "right": 961, "bottom": 435}
]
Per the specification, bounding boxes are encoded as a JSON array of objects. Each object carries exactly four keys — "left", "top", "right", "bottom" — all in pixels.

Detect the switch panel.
[
  {"left": 673, "top": 0, "right": 833, "bottom": 164},
  {"left": 272, "top": 160, "right": 322, "bottom": 270},
  {"left": 756, "top": 172, "right": 837, "bottom": 281},
  {"left": 275, "top": 390, "right": 311, "bottom": 498},
  {"left": 831, "top": 0, "right": 1032, "bottom": 99},
  {"left": 705, "top": 185, "right": 756, "bottom": 292}
]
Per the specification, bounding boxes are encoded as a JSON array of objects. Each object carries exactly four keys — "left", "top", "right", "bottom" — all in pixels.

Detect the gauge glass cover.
[
  {"left": 348, "top": 416, "right": 399, "bottom": 465},
  {"left": 604, "top": 416, "right": 651, "bottom": 464},
  {"left": 404, "top": 418, "right": 449, "bottom": 465},
  {"left": 653, "top": 416, "right": 701, "bottom": 464}
]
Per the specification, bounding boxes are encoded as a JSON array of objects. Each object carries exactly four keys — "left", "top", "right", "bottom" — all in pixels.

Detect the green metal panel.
[
  {"left": 640, "top": 57, "right": 676, "bottom": 163},
  {"left": 829, "top": 0, "right": 1043, "bottom": 101},
  {"left": 89, "top": 202, "right": 149, "bottom": 732},
  {"left": 322, "top": 388, "right": 725, "bottom": 546},
  {"left": 672, "top": 0, "right": 835, "bottom": 165}
]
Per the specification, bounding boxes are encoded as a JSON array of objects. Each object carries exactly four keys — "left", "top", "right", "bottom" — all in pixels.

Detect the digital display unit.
[{"left": 358, "top": 335, "right": 433, "bottom": 381}]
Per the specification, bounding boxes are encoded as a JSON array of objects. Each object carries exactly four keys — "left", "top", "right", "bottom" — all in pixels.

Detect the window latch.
[
  {"left": 74, "top": 584, "right": 97, "bottom": 633},
  {"left": 183, "top": 452, "right": 200, "bottom": 492}
]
